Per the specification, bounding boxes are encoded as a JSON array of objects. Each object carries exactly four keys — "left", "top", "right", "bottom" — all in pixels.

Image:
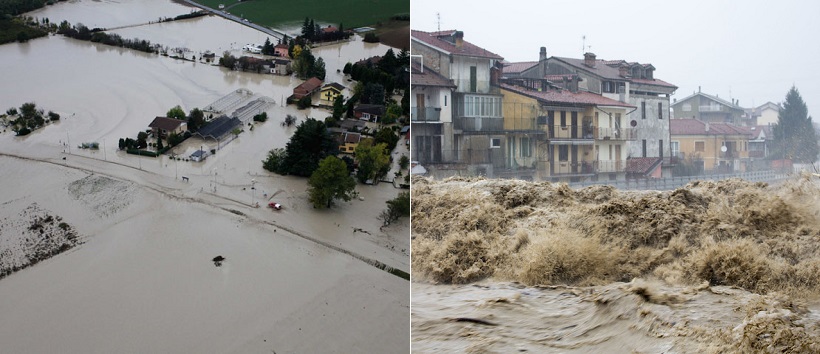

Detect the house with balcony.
[
  {"left": 411, "top": 29, "right": 505, "bottom": 178},
  {"left": 410, "top": 60, "right": 456, "bottom": 165},
  {"left": 499, "top": 78, "right": 636, "bottom": 182},
  {"left": 745, "top": 102, "right": 781, "bottom": 126},
  {"left": 671, "top": 90, "right": 745, "bottom": 125},
  {"left": 504, "top": 49, "right": 677, "bottom": 176},
  {"left": 670, "top": 118, "right": 753, "bottom": 173}
]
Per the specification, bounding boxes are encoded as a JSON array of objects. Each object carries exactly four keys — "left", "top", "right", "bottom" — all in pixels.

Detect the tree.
[
  {"left": 401, "top": 88, "right": 409, "bottom": 115},
  {"left": 187, "top": 107, "right": 205, "bottom": 131},
  {"left": 355, "top": 139, "right": 390, "bottom": 183},
  {"left": 301, "top": 17, "right": 311, "bottom": 38},
  {"left": 279, "top": 118, "right": 338, "bottom": 176},
  {"left": 373, "top": 127, "right": 399, "bottom": 152},
  {"left": 262, "top": 148, "right": 287, "bottom": 173},
  {"left": 167, "top": 105, "right": 185, "bottom": 120},
  {"left": 20, "top": 102, "right": 37, "bottom": 119},
  {"left": 262, "top": 37, "right": 274, "bottom": 55},
  {"left": 382, "top": 103, "right": 402, "bottom": 125},
  {"left": 343, "top": 62, "right": 352, "bottom": 75},
  {"left": 772, "top": 86, "right": 819, "bottom": 163},
  {"left": 399, "top": 155, "right": 410, "bottom": 170},
  {"left": 156, "top": 136, "right": 163, "bottom": 150},
  {"left": 380, "top": 191, "right": 410, "bottom": 225},
  {"left": 312, "top": 57, "right": 326, "bottom": 80},
  {"left": 363, "top": 83, "right": 385, "bottom": 105},
  {"left": 137, "top": 131, "right": 148, "bottom": 149},
  {"left": 332, "top": 95, "right": 345, "bottom": 120},
  {"left": 308, "top": 156, "right": 356, "bottom": 208},
  {"left": 47, "top": 111, "right": 60, "bottom": 121}
]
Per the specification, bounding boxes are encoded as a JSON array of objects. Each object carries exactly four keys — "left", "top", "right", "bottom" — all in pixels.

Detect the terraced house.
[
  {"left": 504, "top": 49, "right": 678, "bottom": 177},
  {"left": 410, "top": 30, "right": 505, "bottom": 177},
  {"left": 499, "top": 78, "right": 636, "bottom": 182}
]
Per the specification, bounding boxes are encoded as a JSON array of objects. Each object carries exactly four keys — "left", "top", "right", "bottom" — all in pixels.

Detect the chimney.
[
  {"left": 539, "top": 46, "right": 547, "bottom": 77},
  {"left": 619, "top": 64, "right": 628, "bottom": 78},
  {"left": 573, "top": 75, "right": 580, "bottom": 93},
  {"left": 584, "top": 52, "right": 596, "bottom": 68},
  {"left": 539, "top": 47, "right": 547, "bottom": 62},
  {"left": 453, "top": 31, "right": 464, "bottom": 48},
  {"left": 698, "top": 86, "right": 701, "bottom": 93}
]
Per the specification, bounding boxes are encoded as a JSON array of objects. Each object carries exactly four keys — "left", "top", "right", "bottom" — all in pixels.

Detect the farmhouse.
[
  {"left": 291, "top": 77, "right": 323, "bottom": 100},
  {"left": 148, "top": 117, "right": 187, "bottom": 138},
  {"left": 353, "top": 104, "right": 385, "bottom": 122},
  {"left": 320, "top": 82, "right": 345, "bottom": 104}
]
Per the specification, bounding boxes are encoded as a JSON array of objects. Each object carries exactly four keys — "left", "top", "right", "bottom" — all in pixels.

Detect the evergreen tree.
[
  {"left": 312, "top": 57, "right": 326, "bottom": 80},
  {"left": 772, "top": 86, "right": 819, "bottom": 163},
  {"left": 279, "top": 118, "right": 338, "bottom": 176},
  {"left": 332, "top": 95, "right": 345, "bottom": 120},
  {"left": 301, "top": 17, "right": 310, "bottom": 37}
]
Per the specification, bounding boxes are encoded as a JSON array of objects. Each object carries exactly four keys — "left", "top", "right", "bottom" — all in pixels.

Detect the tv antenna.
[
  {"left": 436, "top": 12, "right": 441, "bottom": 32},
  {"left": 582, "top": 35, "right": 592, "bottom": 54}
]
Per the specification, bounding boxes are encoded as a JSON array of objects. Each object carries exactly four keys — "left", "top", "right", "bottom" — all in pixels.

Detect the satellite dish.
[{"left": 721, "top": 146, "right": 727, "bottom": 152}]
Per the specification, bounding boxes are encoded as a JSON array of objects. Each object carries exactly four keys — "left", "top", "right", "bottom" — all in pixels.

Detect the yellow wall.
[
  {"left": 501, "top": 89, "right": 540, "bottom": 131},
  {"left": 673, "top": 134, "right": 749, "bottom": 171}
]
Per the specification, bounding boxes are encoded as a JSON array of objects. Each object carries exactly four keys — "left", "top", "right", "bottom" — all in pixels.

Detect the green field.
[{"left": 193, "top": 0, "right": 408, "bottom": 30}]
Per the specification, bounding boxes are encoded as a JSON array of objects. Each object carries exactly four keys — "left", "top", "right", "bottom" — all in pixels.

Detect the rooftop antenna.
[
  {"left": 436, "top": 12, "right": 441, "bottom": 32},
  {"left": 582, "top": 35, "right": 585, "bottom": 55}
]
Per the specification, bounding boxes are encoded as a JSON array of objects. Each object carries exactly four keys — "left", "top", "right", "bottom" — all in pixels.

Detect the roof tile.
[{"left": 411, "top": 30, "right": 503, "bottom": 60}]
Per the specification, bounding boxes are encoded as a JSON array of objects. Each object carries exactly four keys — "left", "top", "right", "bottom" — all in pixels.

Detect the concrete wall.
[
  {"left": 627, "top": 94, "right": 669, "bottom": 159},
  {"left": 412, "top": 40, "right": 451, "bottom": 78},
  {"left": 451, "top": 56, "right": 493, "bottom": 93},
  {"left": 672, "top": 134, "right": 749, "bottom": 171},
  {"left": 759, "top": 108, "right": 779, "bottom": 125}
]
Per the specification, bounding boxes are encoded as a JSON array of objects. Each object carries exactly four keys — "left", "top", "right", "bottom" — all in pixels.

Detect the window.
[
  {"left": 642, "top": 139, "right": 647, "bottom": 157},
  {"left": 658, "top": 102, "right": 663, "bottom": 119},
  {"left": 491, "top": 138, "right": 501, "bottom": 148},
  {"left": 671, "top": 141, "right": 680, "bottom": 157},
  {"left": 463, "top": 95, "right": 501, "bottom": 118},
  {"left": 695, "top": 141, "right": 705, "bottom": 152},
  {"left": 521, "top": 137, "right": 531, "bottom": 157},
  {"left": 615, "top": 113, "right": 621, "bottom": 130},
  {"left": 641, "top": 102, "right": 646, "bottom": 119},
  {"left": 659, "top": 139, "right": 664, "bottom": 158},
  {"left": 560, "top": 111, "right": 566, "bottom": 126},
  {"left": 444, "top": 95, "right": 447, "bottom": 107},
  {"left": 682, "top": 103, "right": 691, "bottom": 112},
  {"left": 559, "top": 145, "right": 569, "bottom": 161},
  {"left": 470, "top": 66, "right": 477, "bottom": 92}
]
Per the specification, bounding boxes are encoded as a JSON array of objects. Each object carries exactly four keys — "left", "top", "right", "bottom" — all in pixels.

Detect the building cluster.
[{"left": 410, "top": 30, "right": 783, "bottom": 181}]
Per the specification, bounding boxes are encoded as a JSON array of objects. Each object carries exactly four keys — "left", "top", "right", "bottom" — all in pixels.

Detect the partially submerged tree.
[
  {"left": 380, "top": 191, "right": 410, "bottom": 225},
  {"left": 188, "top": 108, "right": 205, "bottom": 131},
  {"left": 355, "top": 139, "right": 390, "bottom": 183},
  {"left": 277, "top": 118, "right": 337, "bottom": 176},
  {"left": 167, "top": 105, "right": 185, "bottom": 120},
  {"left": 308, "top": 156, "right": 356, "bottom": 208}
]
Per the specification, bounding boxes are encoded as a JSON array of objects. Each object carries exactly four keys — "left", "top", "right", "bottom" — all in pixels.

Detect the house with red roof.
[
  {"left": 289, "top": 77, "right": 323, "bottom": 102},
  {"left": 411, "top": 29, "right": 505, "bottom": 178},
  {"left": 670, "top": 118, "right": 754, "bottom": 173},
  {"left": 503, "top": 48, "right": 678, "bottom": 172},
  {"left": 500, "top": 79, "right": 637, "bottom": 181}
]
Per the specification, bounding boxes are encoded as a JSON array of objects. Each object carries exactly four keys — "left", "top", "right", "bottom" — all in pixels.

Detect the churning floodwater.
[{"left": 411, "top": 175, "right": 820, "bottom": 353}]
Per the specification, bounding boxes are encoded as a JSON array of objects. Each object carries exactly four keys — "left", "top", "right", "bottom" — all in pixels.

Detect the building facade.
[
  {"left": 411, "top": 30, "right": 505, "bottom": 178},
  {"left": 670, "top": 118, "right": 753, "bottom": 173},
  {"left": 503, "top": 49, "right": 677, "bottom": 171},
  {"left": 671, "top": 91, "right": 746, "bottom": 125}
]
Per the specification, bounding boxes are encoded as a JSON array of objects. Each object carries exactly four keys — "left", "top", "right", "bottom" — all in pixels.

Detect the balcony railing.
[
  {"left": 594, "top": 160, "right": 626, "bottom": 173},
  {"left": 719, "top": 150, "right": 740, "bottom": 159},
  {"left": 699, "top": 105, "right": 723, "bottom": 112},
  {"left": 597, "top": 127, "right": 637, "bottom": 141},
  {"left": 411, "top": 107, "right": 441, "bottom": 122},
  {"left": 548, "top": 125, "right": 594, "bottom": 140},
  {"left": 454, "top": 116, "right": 504, "bottom": 132},
  {"left": 749, "top": 150, "right": 765, "bottom": 158}
]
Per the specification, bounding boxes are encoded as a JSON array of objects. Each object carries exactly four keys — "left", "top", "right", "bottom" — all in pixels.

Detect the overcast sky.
[{"left": 411, "top": 0, "right": 820, "bottom": 116}]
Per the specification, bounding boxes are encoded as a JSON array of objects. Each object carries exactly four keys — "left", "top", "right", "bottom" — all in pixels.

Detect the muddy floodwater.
[
  {"left": 411, "top": 175, "right": 820, "bottom": 353},
  {"left": 0, "top": 1, "right": 409, "bottom": 353}
]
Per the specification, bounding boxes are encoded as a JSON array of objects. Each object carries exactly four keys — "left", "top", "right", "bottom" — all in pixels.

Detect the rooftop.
[
  {"left": 670, "top": 118, "right": 753, "bottom": 136},
  {"left": 194, "top": 115, "right": 241, "bottom": 140},
  {"left": 672, "top": 92, "right": 744, "bottom": 110},
  {"left": 502, "top": 61, "right": 538, "bottom": 74},
  {"left": 411, "top": 30, "right": 503, "bottom": 60},
  {"left": 410, "top": 61, "right": 456, "bottom": 88},
  {"left": 322, "top": 82, "right": 346, "bottom": 92},
  {"left": 626, "top": 157, "right": 662, "bottom": 174},
  {"left": 551, "top": 56, "right": 677, "bottom": 89},
  {"left": 148, "top": 116, "right": 185, "bottom": 131},
  {"left": 500, "top": 83, "right": 635, "bottom": 108}
]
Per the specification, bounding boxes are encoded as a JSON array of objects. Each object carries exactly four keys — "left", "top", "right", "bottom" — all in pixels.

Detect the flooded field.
[
  {"left": 0, "top": 1, "right": 408, "bottom": 352},
  {"left": 411, "top": 175, "right": 820, "bottom": 352}
]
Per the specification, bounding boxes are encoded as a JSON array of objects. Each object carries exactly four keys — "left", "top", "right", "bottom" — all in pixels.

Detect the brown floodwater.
[{"left": 411, "top": 175, "right": 820, "bottom": 353}]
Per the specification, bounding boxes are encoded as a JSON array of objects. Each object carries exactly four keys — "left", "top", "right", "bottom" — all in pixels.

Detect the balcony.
[
  {"left": 594, "top": 160, "right": 626, "bottom": 173},
  {"left": 552, "top": 160, "right": 596, "bottom": 176},
  {"left": 548, "top": 125, "right": 595, "bottom": 141},
  {"left": 719, "top": 150, "right": 739, "bottom": 159},
  {"left": 749, "top": 150, "right": 765, "bottom": 158},
  {"left": 699, "top": 105, "right": 723, "bottom": 112},
  {"left": 454, "top": 116, "right": 504, "bottom": 132},
  {"left": 411, "top": 107, "right": 442, "bottom": 122},
  {"left": 597, "top": 127, "right": 637, "bottom": 141}
]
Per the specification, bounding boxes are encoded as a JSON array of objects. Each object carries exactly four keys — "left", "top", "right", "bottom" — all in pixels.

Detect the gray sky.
[{"left": 411, "top": 0, "right": 820, "bottom": 116}]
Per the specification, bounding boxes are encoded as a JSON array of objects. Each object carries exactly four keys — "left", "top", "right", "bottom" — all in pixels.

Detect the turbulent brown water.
[{"left": 411, "top": 174, "right": 820, "bottom": 353}]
